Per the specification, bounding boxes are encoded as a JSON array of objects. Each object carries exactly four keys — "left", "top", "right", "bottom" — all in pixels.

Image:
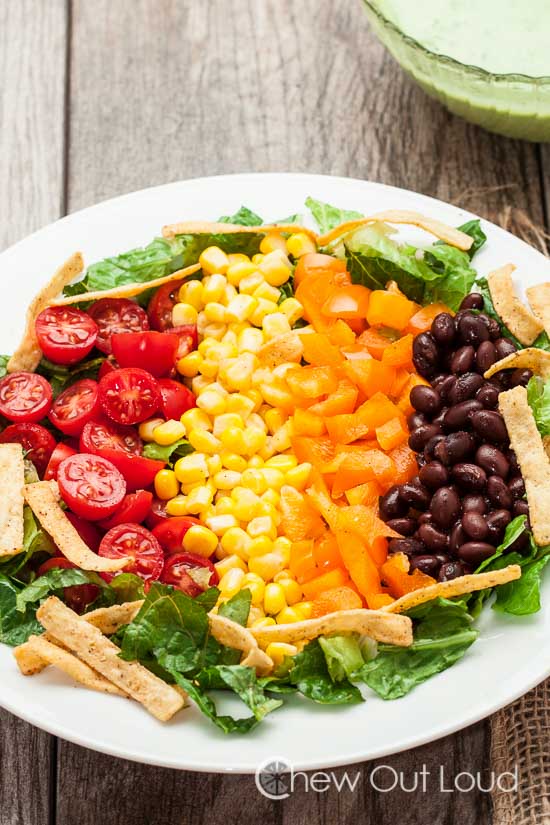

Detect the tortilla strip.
[
  {"left": 49, "top": 263, "right": 201, "bottom": 307},
  {"left": 161, "top": 221, "right": 318, "bottom": 241},
  {"left": 37, "top": 597, "right": 185, "bottom": 721},
  {"left": 0, "top": 444, "right": 25, "bottom": 557},
  {"left": 250, "top": 609, "right": 412, "bottom": 648},
  {"left": 484, "top": 347, "right": 550, "bottom": 381},
  {"left": 317, "top": 210, "right": 473, "bottom": 251},
  {"left": 526, "top": 282, "right": 550, "bottom": 338},
  {"left": 208, "top": 613, "right": 273, "bottom": 675},
  {"left": 85, "top": 600, "right": 144, "bottom": 634},
  {"left": 24, "top": 482, "right": 129, "bottom": 573},
  {"left": 382, "top": 565, "right": 521, "bottom": 614},
  {"left": 487, "top": 265, "right": 543, "bottom": 346},
  {"left": 499, "top": 386, "right": 550, "bottom": 545},
  {"left": 7, "top": 252, "right": 84, "bottom": 373}
]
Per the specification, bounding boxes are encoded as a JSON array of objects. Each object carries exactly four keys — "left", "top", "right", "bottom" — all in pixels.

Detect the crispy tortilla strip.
[
  {"left": 382, "top": 565, "right": 521, "bottom": 614},
  {"left": 209, "top": 614, "right": 273, "bottom": 675},
  {"left": 526, "top": 282, "right": 550, "bottom": 338},
  {"left": 161, "top": 221, "right": 318, "bottom": 241},
  {"left": 499, "top": 386, "right": 550, "bottom": 545},
  {"left": 37, "top": 597, "right": 185, "bottom": 721},
  {"left": 484, "top": 347, "right": 550, "bottom": 380},
  {"left": 49, "top": 263, "right": 201, "bottom": 306},
  {"left": 7, "top": 253, "right": 84, "bottom": 372},
  {"left": 258, "top": 332, "right": 304, "bottom": 367},
  {"left": 24, "top": 482, "right": 129, "bottom": 573},
  {"left": 0, "top": 444, "right": 25, "bottom": 557},
  {"left": 487, "top": 265, "right": 543, "bottom": 346},
  {"left": 317, "top": 210, "right": 473, "bottom": 250},
  {"left": 85, "top": 600, "right": 144, "bottom": 634},
  {"left": 250, "top": 609, "right": 412, "bottom": 648}
]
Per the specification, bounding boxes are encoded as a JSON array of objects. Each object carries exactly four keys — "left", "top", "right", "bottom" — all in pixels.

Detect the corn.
[
  {"left": 185, "top": 485, "right": 214, "bottom": 514},
  {"left": 286, "top": 232, "right": 317, "bottom": 258},
  {"left": 215, "top": 553, "right": 247, "bottom": 578},
  {"left": 247, "top": 412, "right": 268, "bottom": 432},
  {"left": 176, "top": 351, "right": 202, "bottom": 378},
  {"left": 265, "top": 454, "right": 297, "bottom": 472},
  {"left": 262, "top": 312, "right": 292, "bottom": 338},
  {"left": 261, "top": 467, "right": 286, "bottom": 491},
  {"left": 264, "top": 408, "right": 287, "bottom": 435},
  {"left": 165, "top": 495, "right": 189, "bottom": 516},
  {"left": 222, "top": 284, "right": 238, "bottom": 304},
  {"left": 252, "top": 253, "right": 264, "bottom": 264},
  {"left": 205, "top": 514, "right": 239, "bottom": 535},
  {"left": 225, "top": 393, "right": 255, "bottom": 419},
  {"left": 260, "top": 232, "right": 288, "bottom": 255},
  {"left": 278, "top": 297, "right": 304, "bottom": 326},
  {"left": 174, "top": 453, "right": 209, "bottom": 484},
  {"left": 247, "top": 536, "right": 274, "bottom": 558},
  {"left": 221, "top": 452, "right": 247, "bottom": 472},
  {"left": 154, "top": 469, "right": 180, "bottom": 500},
  {"left": 254, "top": 281, "right": 284, "bottom": 303},
  {"left": 272, "top": 363, "right": 298, "bottom": 381},
  {"left": 293, "top": 601, "right": 314, "bottom": 620},
  {"left": 237, "top": 327, "right": 264, "bottom": 354},
  {"left": 139, "top": 417, "right": 165, "bottom": 442},
  {"left": 254, "top": 501, "right": 279, "bottom": 522},
  {"left": 203, "top": 302, "right": 226, "bottom": 323},
  {"left": 247, "top": 455, "right": 264, "bottom": 468},
  {"left": 199, "top": 247, "right": 229, "bottom": 276},
  {"left": 259, "top": 383, "right": 293, "bottom": 410},
  {"left": 182, "top": 525, "right": 218, "bottom": 557},
  {"left": 219, "top": 568, "right": 245, "bottom": 597},
  {"left": 224, "top": 294, "right": 257, "bottom": 323},
  {"left": 202, "top": 272, "right": 227, "bottom": 302},
  {"left": 178, "top": 279, "right": 203, "bottom": 308},
  {"left": 252, "top": 617, "right": 276, "bottom": 629},
  {"left": 241, "top": 468, "right": 268, "bottom": 495},
  {"left": 241, "top": 572, "right": 265, "bottom": 605},
  {"left": 272, "top": 537, "right": 291, "bottom": 565},
  {"left": 198, "top": 358, "right": 219, "bottom": 379},
  {"left": 227, "top": 253, "right": 250, "bottom": 266},
  {"left": 222, "top": 363, "right": 254, "bottom": 393},
  {"left": 220, "top": 426, "right": 247, "bottom": 454},
  {"left": 221, "top": 527, "right": 252, "bottom": 560},
  {"left": 259, "top": 251, "right": 292, "bottom": 287},
  {"left": 172, "top": 302, "right": 198, "bottom": 327},
  {"left": 238, "top": 272, "right": 265, "bottom": 294},
  {"left": 181, "top": 408, "right": 211, "bottom": 432},
  {"left": 270, "top": 423, "right": 292, "bottom": 453},
  {"left": 212, "top": 412, "right": 244, "bottom": 436},
  {"left": 247, "top": 516, "right": 277, "bottom": 541},
  {"left": 247, "top": 606, "right": 266, "bottom": 626},
  {"left": 196, "top": 390, "right": 226, "bottom": 416},
  {"left": 242, "top": 428, "right": 267, "bottom": 455},
  {"left": 276, "top": 577, "right": 302, "bottom": 605},
  {"left": 250, "top": 298, "right": 280, "bottom": 327},
  {"left": 276, "top": 606, "right": 303, "bottom": 624},
  {"left": 191, "top": 375, "right": 212, "bottom": 395},
  {"left": 215, "top": 496, "right": 235, "bottom": 515},
  {"left": 202, "top": 322, "right": 226, "bottom": 340},
  {"left": 213, "top": 469, "right": 242, "bottom": 490},
  {"left": 263, "top": 583, "right": 287, "bottom": 615},
  {"left": 249, "top": 551, "right": 286, "bottom": 581},
  {"left": 265, "top": 641, "right": 298, "bottom": 664},
  {"left": 206, "top": 456, "right": 222, "bottom": 477},
  {"left": 153, "top": 419, "right": 186, "bottom": 446},
  {"left": 226, "top": 260, "right": 257, "bottom": 286},
  {"left": 221, "top": 329, "right": 238, "bottom": 349},
  {"left": 285, "top": 462, "right": 312, "bottom": 490},
  {"left": 231, "top": 489, "right": 260, "bottom": 521},
  {"left": 186, "top": 429, "right": 219, "bottom": 454},
  {"left": 261, "top": 488, "right": 280, "bottom": 507}
]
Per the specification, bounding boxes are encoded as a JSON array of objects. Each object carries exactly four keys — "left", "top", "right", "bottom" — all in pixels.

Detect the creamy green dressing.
[{"left": 375, "top": 0, "right": 550, "bottom": 76}]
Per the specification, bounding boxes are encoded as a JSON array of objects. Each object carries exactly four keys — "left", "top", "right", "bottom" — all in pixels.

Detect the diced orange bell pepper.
[
  {"left": 302, "top": 567, "right": 349, "bottom": 600},
  {"left": 390, "top": 368, "right": 411, "bottom": 399},
  {"left": 355, "top": 391, "right": 402, "bottom": 430},
  {"left": 346, "top": 318, "right": 367, "bottom": 336},
  {"left": 286, "top": 365, "right": 339, "bottom": 399},
  {"left": 356, "top": 328, "right": 398, "bottom": 360},
  {"left": 322, "top": 285, "right": 371, "bottom": 319},
  {"left": 296, "top": 269, "right": 352, "bottom": 332},
  {"left": 389, "top": 442, "right": 417, "bottom": 486},
  {"left": 289, "top": 539, "right": 317, "bottom": 583},
  {"left": 344, "top": 359, "right": 396, "bottom": 398},
  {"left": 376, "top": 417, "right": 408, "bottom": 451},
  {"left": 293, "top": 408, "right": 326, "bottom": 437},
  {"left": 324, "top": 412, "right": 371, "bottom": 445},
  {"left": 308, "top": 379, "right": 358, "bottom": 416},
  {"left": 381, "top": 334, "right": 413, "bottom": 369},
  {"left": 327, "top": 319, "right": 356, "bottom": 348},
  {"left": 368, "top": 535, "right": 389, "bottom": 566},
  {"left": 280, "top": 485, "right": 326, "bottom": 542},
  {"left": 336, "top": 532, "right": 382, "bottom": 599},
  {"left": 332, "top": 450, "right": 396, "bottom": 497},
  {"left": 301, "top": 332, "right": 345, "bottom": 368},
  {"left": 311, "top": 586, "right": 363, "bottom": 617},
  {"left": 292, "top": 435, "right": 336, "bottom": 468},
  {"left": 294, "top": 253, "right": 347, "bottom": 287},
  {"left": 367, "top": 593, "right": 395, "bottom": 609},
  {"left": 345, "top": 480, "right": 381, "bottom": 506},
  {"left": 381, "top": 552, "right": 437, "bottom": 597},
  {"left": 334, "top": 503, "right": 399, "bottom": 541},
  {"left": 406, "top": 302, "right": 453, "bottom": 335},
  {"left": 313, "top": 531, "right": 343, "bottom": 571},
  {"left": 367, "top": 291, "right": 416, "bottom": 330}
]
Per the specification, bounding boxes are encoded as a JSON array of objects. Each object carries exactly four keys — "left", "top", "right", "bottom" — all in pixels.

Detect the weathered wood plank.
[{"left": 0, "top": 1, "right": 67, "bottom": 823}]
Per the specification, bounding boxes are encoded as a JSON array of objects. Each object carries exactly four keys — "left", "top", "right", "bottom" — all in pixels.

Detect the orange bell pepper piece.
[
  {"left": 296, "top": 269, "right": 351, "bottom": 332},
  {"left": 302, "top": 567, "right": 349, "bottom": 600},
  {"left": 381, "top": 551, "right": 437, "bottom": 597},
  {"left": 292, "top": 408, "right": 326, "bottom": 437},
  {"left": 345, "top": 480, "right": 381, "bottom": 506},
  {"left": 389, "top": 442, "right": 417, "bottom": 486},
  {"left": 381, "top": 334, "right": 413, "bottom": 369},
  {"left": 344, "top": 358, "right": 396, "bottom": 398},
  {"left": 292, "top": 435, "right": 336, "bottom": 468},
  {"left": 286, "top": 365, "right": 338, "bottom": 399},
  {"left": 334, "top": 503, "right": 399, "bottom": 541},
  {"left": 367, "top": 291, "right": 416, "bottom": 330},
  {"left": 406, "top": 302, "right": 453, "bottom": 335},
  {"left": 280, "top": 485, "right": 326, "bottom": 542},
  {"left": 308, "top": 379, "right": 358, "bottom": 416},
  {"left": 294, "top": 253, "right": 347, "bottom": 287},
  {"left": 313, "top": 531, "right": 343, "bottom": 571},
  {"left": 322, "top": 285, "right": 371, "bottom": 319},
  {"left": 336, "top": 532, "right": 382, "bottom": 599},
  {"left": 327, "top": 319, "right": 356, "bottom": 348},
  {"left": 355, "top": 392, "right": 402, "bottom": 430},
  {"left": 376, "top": 417, "right": 408, "bottom": 451},
  {"left": 396, "top": 373, "right": 429, "bottom": 416},
  {"left": 390, "top": 368, "right": 411, "bottom": 399},
  {"left": 311, "top": 586, "right": 363, "bottom": 617},
  {"left": 289, "top": 539, "right": 317, "bottom": 583},
  {"left": 324, "top": 412, "right": 371, "bottom": 445},
  {"left": 301, "top": 332, "right": 345, "bottom": 367},
  {"left": 367, "top": 593, "right": 395, "bottom": 609},
  {"left": 356, "top": 328, "right": 397, "bottom": 359},
  {"left": 368, "top": 535, "right": 389, "bottom": 567},
  {"left": 331, "top": 450, "right": 396, "bottom": 497}
]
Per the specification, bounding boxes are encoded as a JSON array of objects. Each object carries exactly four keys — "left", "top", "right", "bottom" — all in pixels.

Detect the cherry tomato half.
[
  {"left": 111, "top": 331, "right": 179, "bottom": 378},
  {"left": 48, "top": 378, "right": 101, "bottom": 436},
  {"left": 167, "top": 325, "right": 198, "bottom": 360},
  {"left": 145, "top": 497, "right": 170, "bottom": 530},
  {"left": 98, "top": 357, "right": 118, "bottom": 380},
  {"left": 99, "top": 367, "right": 161, "bottom": 425},
  {"left": 36, "top": 557, "right": 99, "bottom": 614},
  {"left": 80, "top": 418, "right": 142, "bottom": 456},
  {"left": 0, "top": 372, "right": 53, "bottom": 423},
  {"left": 44, "top": 442, "right": 77, "bottom": 481},
  {"left": 57, "top": 453, "right": 126, "bottom": 521},
  {"left": 157, "top": 378, "right": 196, "bottom": 420},
  {"left": 98, "top": 523, "right": 164, "bottom": 584},
  {"left": 152, "top": 516, "right": 201, "bottom": 555},
  {"left": 147, "top": 280, "right": 184, "bottom": 331},
  {"left": 0, "top": 422, "right": 56, "bottom": 476},
  {"left": 65, "top": 511, "right": 103, "bottom": 552},
  {"left": 35, "top": 306, "right": 98, "bottom": 365},
  {"left": 95, "top": 445, "right": 164, "bottom": 492},
  {"left": 98, "top": 489, "right": 153, "bottom": 530},
  {"left": 161, "top": 552, "right": 218, "bottom": 596},
  {"left": 88, "top": 298, "right": 149, "bottom": 354}
]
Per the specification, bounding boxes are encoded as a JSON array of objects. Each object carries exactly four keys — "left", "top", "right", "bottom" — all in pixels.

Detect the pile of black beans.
[{"left": 379, "top": 293, "right": 530, "bottom": 582}]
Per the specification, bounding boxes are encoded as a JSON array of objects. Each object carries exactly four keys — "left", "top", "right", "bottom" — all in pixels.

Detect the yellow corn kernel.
[
  {"left": 272, "top": 363, "right": 298, "bottom": 381},
  {"left": 264, "top": 408, "right": 287, "bottom": 435},
  {"left": 227, "top": 253, "right": 250, "bottom": 266},
  {"left": 221, "top": 527, "right": 252, "bottom": 560},
  {"left": 221, "top": 452, "right": 247, "bottom": 472},
  {"left": 204, "top": 514, "right": 239, "bottom": 535},
  {"left": 272, "top": 537, "right": 291, "bottom": 566},
  {"left": 182, "top": 524, "right": 218, "bottom": 557},
  {"left": 241, "top": 468, "right": 268, "bottom": 495},
  {"left": 215, "top": 495, "right": 235, "bottom": 514},
  {"left": 224, "top": 295, "right": 256, "bottom": 323},
  {"left": 213, "top": 470, "right": 242, "bottom": 490},
  {"left": 259, "top": 251, "right": 292, "bottom": 287},
  {"left": 154, "top": 469, "right": 180, "bottom": 501},
  {"left": 199, "top": 247, "right": 229, "bottom": 276},
  {"left": 247, "top": 412, "right": 268, "bottom": 432},
  {"left": 180, "top": 408, "right": 211, "bottom": 432},
  {"left": 191, "top": 375, "right": 212, "bottom": 395},
  {"left": 261, "top": 467, "right": 286, "bottom": 491},
  {"left": 285, "top": 462, "right": 313, "bottom": 491},
  {"left": 250, "top": 298, "right": 279, "bottom": 327},
  {"left": 263, "top": 583, "right": 287, "bottom": 615},
  {"left": 153, "top": 419, "right": 186, "bottom": 446},
  {"left": 237, "top": 327, "right": 264, "bottom": 354},
  {"left": 242, "top": 428, "right": 267, "bottom": 456},
  {"left": 254, "top": 501, "right": 279, "bottom": 523},
  {"left": 262, "top": 312, "right": 292, "bottom": 338},
  {"left": 203, "top": 322, "right": 226, "bottom": 341},
  {"left": 273, "top": 569, "right": 296, "bottom": 583},
  {"left": 247, "top": 455, "right": 264, "bottom": 469},
  {"left": 221, "top": 328, "right": 238, "bottom": 347},
  {"left": 178, "top": 279, "right": 203, "bottom": 309},
  {"left": 249, "top": 551, "right": 286, "bottom": 581},
  {"left": 198, "top": 358, "right": 219, "bottom": 379},
  {"left": 278, "top": 297, "right": 304, "bottom": 326},
  {"left": 252, "top": 616, "right": 276, "bottom": 629},
  {"left": 196, "top": 390, "right": 226, "bottom": 416},
  {"left": 277, "top": 577, "right": 302, "bottom": 606},
  {"left": 260, "top": 232, "right": 288, "bottom": 255},
  {"left": 174, "top": 453, "right": 209, "bottom": 484},
  {"left": 206, "top": 457, "right": 222, "bottom": 478},
  {"left": 179, "top": 480, "right": 201, "bottom": 495},
  {"left": 254, "top": 281, "right": 284, "bottom": 303},
  {"left": 202, "top": 302, "right": 226, "bottom": 324},
  {"left": 252, "top": 253, "right": 265, "bottom": 264},
  {"left": 266, "top": 454, "right": 297, "bottom": 472},
  {"left": 219, "top": 426, "right": 248, "bottom": 454},
  {"left": 176, "top": 351, "right": 202, "bottom": 378},
  {"left": 222, "top": 282, "right": 238, "bottom": 302},
  {"left": 185, "top": 485, "right": 214, "bottom": 514},
  {"left": 276, "top": 606, "right": 303, "bottom": 624},
  {"left": 225, "top": 393, "right": 255, "bottom": 420},
  {"left": 172, "top": 302, "right": 198, "bottom": 327},
  {"left": 215, "top": 553, "right": 247, "bottom": 578},
  {"left": 286, "top": 232, "right": 317, "bottom": 258},
  {"left": 187, "top": 428, "right": 220, "bottom": 454},
  {"left": 261, "top": 489, "right": 280, "bottom": 508},
  {"left": 212, "top": 412, "right": 244, "bottom": 436},
  {"left": 293, "top": 600, "right": 314, "bottom": 620},
  {"left": 196, "top": 310, "right": 208, "bottom": 334},
  {"left": 246, "top": 389, "right": 264, "bottom": 413},
  {"left": 247, "top": 536, "right": 274, "bottom": 557},
  {"left": 231, "top": 488, "right": 260, "bottom": 521},
  {"left": 219, "top": 567, "right": 246, "bottom": 597},
  {"left": 238, "top": 272, "right": 265, "bottom": 295},
  {"left": 226, "top": 260, "right": 257, "bottom": 286},
  {"left": 270, "top": 423, "right": 292, "bottom": 453},
  {"left": 247, "top": 516, "right": 277, "bottom": 541},
  {"left": 202, "top": 272, "right": 227, "bottom": 300},
  {"left": 265, "top": 642, "right": 298, "bottom": 665},
  {"left": 247, "top": 605, "right": 266, "bottom": 626},
  {"left": 259, "top": 383, "right": 293, "bottom": 410},
  {"left": 222, "top": 363, "right": 255, "bottom": 393},
  {"left": 138, "top": 417, "right": 165, "bottom": 442},
  {"left": 165, "top": 495, "right": 189, "bottom": 516},
  {"left": 241, "top": 572, "right": 265, "bottom": 604}
]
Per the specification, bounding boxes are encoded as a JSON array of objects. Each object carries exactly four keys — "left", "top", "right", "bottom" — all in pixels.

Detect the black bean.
[
  {"left": 388, "top": 538, "right": 425, "bottom": 556},
  {"left": 413, "top": 332, "right": 440, "bottom": 378},
  {"left": 486, "top": 475, "right": 513, "bottom": 509},
  {"left": 418, "top": 524, "right": 449, "bottom": 553},
  {"left": 439, "top": 561, "right": 465, "bottom": 581},
  {"left": 494, "top": 337, "right": 518, "bottom": 359},
  {"left": 462, "top": 512, "right": 489, "bottom": 540},
  {"left": 510, "top": 368, "right": 533, "bottom": 388},
  {"left": 408, "top": 423, "right": 442, "bottom": 452},
  {"left": 431, "top": 407, "right": 448, "bottom": 428},
  {"left": 470, "top": 410, "right": 508, "bottom": 443},
  {"left": 450, "top": 345, "right": 475, "bottom": 375},
  {"left": 419, "top": 461, "right": 449, "bottom": 489},
  {"left": 407, "top": 411, "right": 427, "bottom": 431},
  {"left": 416, "top": 454, "right": 428, "bottom": 470},
  {"left": 451, "top": 463, "right": 487, "bottom": 491},
  {"left": 476, "top": 341, "right": 497, "bottom": 373},
  {"left": 507, "top": 450, "right": 520, "bottom": 475},
  {"left": 458, "top": 314, "right": 490, "bottom": 346},
  {"left": 410, "top": 385, "right": 442, "bottom": 415},
  {"left": 448, "top": 372, "right": 484, "bottom": 404},
  {"left": 410, "top": 555, "right": 441, "bottom": 576},
  {"left": 513, "top": 499, "right": 530, "bottom": 517},
  {"left": 418, "top": 512, "right": 434, "bottom": 525},
  {"left": 436, "top": 375, "right": 456, "bottom": 404},
  {"left": 379, "top": 487, "right": 408, "bottom": 521},
  {"left": 450, "top": 521, "right": 467, "bottom": 554},
  {"left": 423, "top": 434, "right": 445, "bottom": 461},
  {"left": 431, "top": 313, "right": 456, "bottom": 345},
  {"left": 442, "top": 400, "right": 483, "bottom": 430},
  {"left": 434, "top": 431, "right": 476, "bottom": 465},
  {"left": 399, "top": 479, "right": 432, "bottom": 510},
  {"left": 460, "top": 293, "right": 484, "bottom": 311},
  {"left": 508, "top": 476, "right": 525, "bottom": 499},
  {"left": 457, "top": 542, "right": 495, "bottom": 566},
  {"left": 508, "top": 530, "right": 529, "bottom": 554},
  {"left": 475, "top": 445, "right": 510, "bottom": 478},
  {"left": 476, "top": 383, "right": 499, "bottom": 409},
  {"left": 386, "top": 518, "right": 417, "bottom": 536},
  {"left": 462, "top": 494, "right": 487, "bottom": 514},
  {"left": 486, "top": 509, "right": 511, "bottom": 541},
  {"left": 430, "top": 486, "right": 461, "bottom": 528},
  {"left": 486, "top": 318, "right": 501, "bottom": 340}
]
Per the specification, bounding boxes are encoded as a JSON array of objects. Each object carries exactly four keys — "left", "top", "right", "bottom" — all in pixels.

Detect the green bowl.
[{"left": 362, "top": 0, "right": 550, "bottom": 142}]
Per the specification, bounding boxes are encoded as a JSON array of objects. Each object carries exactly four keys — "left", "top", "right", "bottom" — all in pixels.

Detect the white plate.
[{"left": 1, "top": 173, "right": 549, "bottom": 774}]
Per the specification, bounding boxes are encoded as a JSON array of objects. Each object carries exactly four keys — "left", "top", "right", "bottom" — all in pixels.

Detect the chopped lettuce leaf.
[
  {"left": 306, "top": 196, "right": 363, "bottom": 234},
  {"left": 494, "top": 555, "right": 550, "bottom": 615},
  {"left": 476, "top": 515, "right": 528, "bottom": 574},
  {"left": 0, "top": 355, "right": 9, "bottom": 379},
  {"left": 101, "top": 572, "right": 145, "bottom": 605},
  {"left": 318, "top": 634, "right": 365, "bottom": 682},
  {"left": 456, "top": 219, "right": 487, "bottom": 258},
  {"left": 423, "top": 244, "right": 478, "bottom": 310},
  {"left": 218, "top": 589, "right": 251, "bottom": 627},
  {"left": 37, "top": 356, "right": 106, "bottom": 398},
  {"left": 142, "top": 438, "right": 193, "bottom": 464},
  {"left": 0, "top": 507, "right": 56, "bottom": 580},
  {"left": 527, "top": 376, "right": 550, "bottom": 436},
  {"left": 218, "top": 206, "right": 263, "bottom": 226},
  {"left": 288, "top": 639, "right": 363, "bottom": 704},
  {"left": 15, "top": 568, "right": 103, "bottom": 613},
  {"left": 0, "top": 575, "right": 42, "bottom": 646}
]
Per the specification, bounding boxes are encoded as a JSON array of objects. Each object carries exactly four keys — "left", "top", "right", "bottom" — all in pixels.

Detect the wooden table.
[{"left": 1, "top": 2, "right": 548, "bottom": 823}]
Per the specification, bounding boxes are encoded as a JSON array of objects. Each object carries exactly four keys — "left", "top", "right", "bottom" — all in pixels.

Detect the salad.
[{"left": 0, "top": 196, "right": 545, "bottom": 733}]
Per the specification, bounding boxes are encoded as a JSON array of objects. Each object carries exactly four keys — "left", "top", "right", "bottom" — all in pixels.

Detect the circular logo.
[{"left": 255, "top": 757, "right": 292, "bottom": 799}]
